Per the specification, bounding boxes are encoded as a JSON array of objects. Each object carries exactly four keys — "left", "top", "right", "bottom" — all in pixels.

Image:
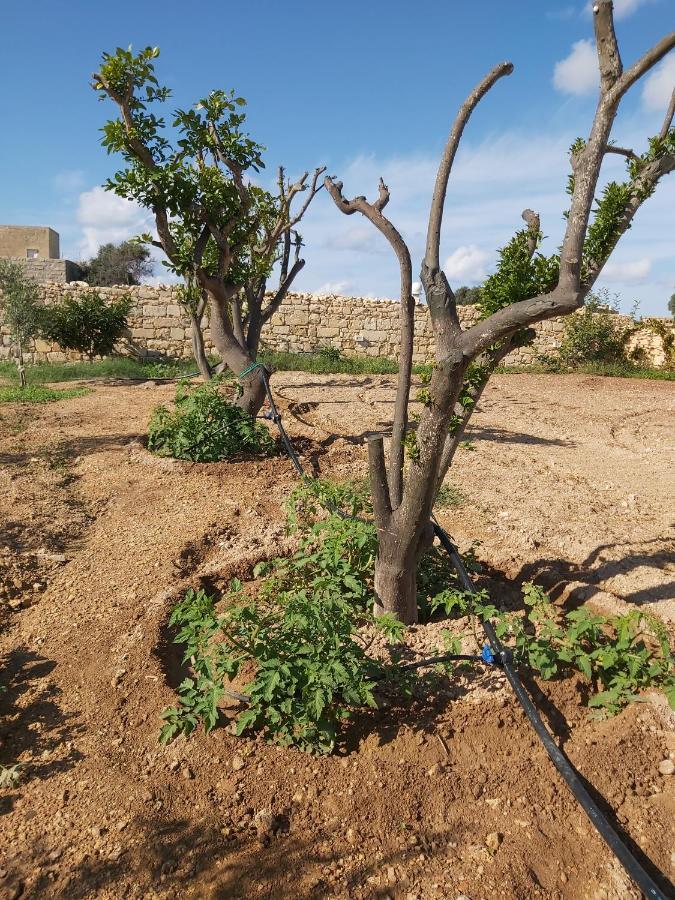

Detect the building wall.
[
  {"left": 1, "top": 282, "right": 672, "bottom": 369},
  {"left": 0, "top": 226, "right": 60, "bottom": 260},
  {"left": 1, "top": 258, "right": 82, "bottom": 285}
]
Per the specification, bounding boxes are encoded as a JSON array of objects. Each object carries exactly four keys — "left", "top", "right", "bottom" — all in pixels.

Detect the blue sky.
[{"left": 1, "top": 0, "right": 673, "bottom": 314}]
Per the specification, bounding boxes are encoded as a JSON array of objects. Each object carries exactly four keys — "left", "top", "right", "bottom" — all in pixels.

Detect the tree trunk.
[
  {"left": 206, "top": 286, "right": 268, "bottom": 417},
  {"left": 16, "top": 347, "right": 26, "bottom": 389},
  {"left": 373, "top": 557, "right": 417, "bottom": 621},
  {"left": 189, "top": 312, "right": 212, "bottom": 381}
]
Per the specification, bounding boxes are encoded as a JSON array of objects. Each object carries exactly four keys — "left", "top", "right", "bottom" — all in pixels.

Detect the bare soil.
[{"left": 0, "top": 372, "right": 673, "bottom": 900}]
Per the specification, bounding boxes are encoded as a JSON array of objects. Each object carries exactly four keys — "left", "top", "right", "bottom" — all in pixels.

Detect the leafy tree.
[
  {"left": 326, "top": 2, "right": 675, "bottom": 622},
  {"left": 93, "top": 46, "right": 323, "bottom": 413},
  {"left": 80, "top": 241, "right": 154, "bottom": 286},
  {"left": 0, "top": 260, "right": 43, "bottom": 387},
  {"left": 41, "top": 290, "right": 132, "bottom": 361},
  {"left": 668, "top": 292, "right": 675, "bottom": 317},
  {"left": 454, "top": 285, "right": 482, "bottom": 305}
]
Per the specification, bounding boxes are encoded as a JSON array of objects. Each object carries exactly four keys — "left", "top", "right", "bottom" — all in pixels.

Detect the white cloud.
[
  {"left": 443, "top": 245, "right": 490, "bottom": 284},
  {"left": 602, "top": 257, "right": 652, "bottom": 283},
  {"left": 641, "top": 54, "right": 675, "bottom": 112},
  {"left": 553, "top": 39, "right": 598, "bottom": 95},
  {"left": 315, "top": 280, "right": 354, "bottom": 295},
  {"left": 76, "top": 186, "right": 154, "bottom": 259}
]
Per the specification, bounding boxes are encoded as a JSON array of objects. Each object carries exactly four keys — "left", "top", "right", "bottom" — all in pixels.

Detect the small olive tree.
[
  {"left": 326, "top": 1, "right": 675, "bottom": 622},
  {"left": 93, "top": 47, "right": 323, "bottom": 413},
  {"left": 0, "top": 260, "right": 44, "bottom": 387}
]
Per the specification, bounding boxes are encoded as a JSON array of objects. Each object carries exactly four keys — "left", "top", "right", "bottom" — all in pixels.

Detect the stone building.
[{"left": 0, "top": 225, "right": 81, "bottom": 283}]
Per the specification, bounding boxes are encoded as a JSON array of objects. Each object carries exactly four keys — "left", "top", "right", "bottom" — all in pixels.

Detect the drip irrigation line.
[
  {"left": 433, "top": 523, "right": 672, "bottom": 900},
  {"left": 255, "top": 365, "right": 671, "bottom": 899}
]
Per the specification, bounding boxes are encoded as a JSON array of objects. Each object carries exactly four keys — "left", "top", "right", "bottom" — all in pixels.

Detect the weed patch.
[{"left": 0, "top": 385, "right": 91, "bottom": 404}]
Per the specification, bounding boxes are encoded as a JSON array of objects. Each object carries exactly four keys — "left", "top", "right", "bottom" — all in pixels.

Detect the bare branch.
[
  {"left": 368, "top": 435, "right": 392, "bottom": 524},
  {"left": 521, "top": 208, "right": 541, "bottom": 257},
  {"left": 325, "top": 174, "right": 414, "bottom": 508},
  {"left": 593, "top": 0, "right": 622, "bottom": 90},
  {"left": 289, "top": 166, "right": 327, "bottom": 228},
  {"left": 660, "top": 87, "right": 675, "bottom": 140},
  {"left": 605, "top": 144, "right": 639, "bottom": 161},
  {"left": 374, "top": 177, "right": 390, "bottom": 212},
  {"left": 608, "top": 30, "right": 675, "bottom": 105},
  {"left": 424, "top": 61, "right": 514, "bottom": 272}
]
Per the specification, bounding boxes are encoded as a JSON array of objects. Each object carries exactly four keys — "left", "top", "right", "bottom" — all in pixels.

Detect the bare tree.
[
  {"left": 93, "top": 47, "right": 324, "bottom": 415},
  {"left": 327, "top": 1, "right": 675, "bottom": 622}
]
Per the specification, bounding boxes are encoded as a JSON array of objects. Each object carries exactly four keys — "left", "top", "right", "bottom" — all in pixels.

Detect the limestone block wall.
[
  {"left": 0, "top": 258, "right": 82, "bottom": 285},
  {"left": 0, "top": 281, "right": 672, "bottom": 368}
]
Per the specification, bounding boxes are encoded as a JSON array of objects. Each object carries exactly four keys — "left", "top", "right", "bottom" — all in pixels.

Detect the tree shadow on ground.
[
  {"left": 19, "top": 810, "right": 478, "bottom": 899},
  {"left": 465, "top": 424, "right": 575, "bottom": 447},
  {"left": 0, "top": 433, "right": 137, "bottom": 468},
  {"left": 511, "top": 537, "right": 674, "bottom": 609},
  {"left": 0, "top": 646, "right": 84, "bottom": 816}
]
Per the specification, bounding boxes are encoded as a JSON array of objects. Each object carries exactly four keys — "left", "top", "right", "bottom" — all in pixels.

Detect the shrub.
[
  {"left": 554, "top": 290, "right": 636, "bottom": 368},
  {"left": 41, "top": 290, "right": 133, "bottom": 361},
  {"left": 147, "top": 379, "right": 276, "bottom": 462}
]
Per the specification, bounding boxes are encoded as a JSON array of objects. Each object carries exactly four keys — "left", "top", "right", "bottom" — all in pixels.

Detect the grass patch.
[
  {"left": 0, "top": 385, "right": 91, "bottom": 404},
  {"left": 0, "top": 357, "right": 203, "bottom": 384},
  {"left": 435, "top": 483, "right": 466, "bottom": 508},
  {"left": 496, "top": 361, "right": 674, "bottom": 381},
  {"left": 260, "top": 348, "right": 398, "bottom": 375},
  {"left": 1, "top": 350, "right": 671, "bottom": 385}
]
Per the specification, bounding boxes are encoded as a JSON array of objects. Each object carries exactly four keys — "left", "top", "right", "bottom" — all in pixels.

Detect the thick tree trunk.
[
  {"left": 206, "top": 286, "right": 268, "bottom": 417},
  {"left": 373, "top": 557, "right": 417, "bottom": 621}
]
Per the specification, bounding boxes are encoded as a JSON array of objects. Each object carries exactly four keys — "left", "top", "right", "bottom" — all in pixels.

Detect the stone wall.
[
  {"left": 0, "top": 258, "right": 82, "bottom": 285},
  {"left": 1, "top": 281, "right": 672, "bottom": 368}
]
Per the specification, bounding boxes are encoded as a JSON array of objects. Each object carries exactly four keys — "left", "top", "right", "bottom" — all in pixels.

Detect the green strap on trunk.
[{"left": 238, "top": 361, "right": 265, "bottom": 380}]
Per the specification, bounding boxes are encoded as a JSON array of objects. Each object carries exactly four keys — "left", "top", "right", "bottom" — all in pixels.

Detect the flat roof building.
[{"left": 0, "top": 225, "right": 60, "bottom": 261}]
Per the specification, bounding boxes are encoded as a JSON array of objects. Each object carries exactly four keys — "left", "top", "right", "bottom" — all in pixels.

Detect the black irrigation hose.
[
  {"left": 257, "top": 366, "right": 672, "bottom": 899},
  {"left": 433, "top": 523, "right": 672, "bottom": 900}
]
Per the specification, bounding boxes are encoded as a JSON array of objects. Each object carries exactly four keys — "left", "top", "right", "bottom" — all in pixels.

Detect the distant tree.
[
  {"left": 668, "top": 292, "right": 675, "bottom": 317},
  {"left": 0, "top": 260, "right": 43, "bottom": 387},
  {"left": 454, "top": 285, "right": 482, "bottom": 305},
  {"left": 41, "top": 290, "right": 133, "bottom": 361},
  {"left": 80, "top": 241, "right": 154, "bottom": 286}
]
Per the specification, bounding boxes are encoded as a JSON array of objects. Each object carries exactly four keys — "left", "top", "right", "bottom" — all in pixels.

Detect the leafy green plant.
[
  {"left": 160, "top": 584, "right": 383, "bottom": 753},
  {"left": 41, "top": 290, "right": 133, "bottom": 361},
  {"left": 452, "top": 581, "right": 675, "bottom": 716},
  {"left": 147, "top": 378, "right": 276, "bottom": 462},
  {"left": 316, "top": 345, "right": 342, "bottom": 363}
]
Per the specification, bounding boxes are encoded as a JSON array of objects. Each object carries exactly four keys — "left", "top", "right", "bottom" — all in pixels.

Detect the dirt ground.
[{"left": 0, "top": 371, "right": 673, "bottom": 900}]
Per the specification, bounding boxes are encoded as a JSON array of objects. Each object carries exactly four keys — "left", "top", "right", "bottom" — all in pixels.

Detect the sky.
[{"left": 0, "top": 0, "right": 673, "bottom": 315}]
